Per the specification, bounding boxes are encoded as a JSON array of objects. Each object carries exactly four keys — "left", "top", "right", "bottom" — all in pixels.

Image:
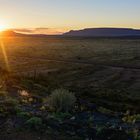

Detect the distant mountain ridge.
[
  {"left": 1, "top": 28, "right": 140, "bottom": 37},
  {"left": 63, "top": 28, "right": 140, "bottom": 37},
  {"left": 0, "top": 30, "right": 50, "bottom": 37},
  {"left": 0, "top": 30, "right": 60, "bottom": 37}
]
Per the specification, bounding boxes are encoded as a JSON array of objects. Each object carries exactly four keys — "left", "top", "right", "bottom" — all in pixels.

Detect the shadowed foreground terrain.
[{"left": 0, "top": 36, "right": 140, "bottom": 139}]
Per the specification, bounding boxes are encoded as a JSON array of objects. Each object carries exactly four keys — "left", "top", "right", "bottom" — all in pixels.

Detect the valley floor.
[{"left": 0, "top": 37, "right": 140, "bottom": 139}]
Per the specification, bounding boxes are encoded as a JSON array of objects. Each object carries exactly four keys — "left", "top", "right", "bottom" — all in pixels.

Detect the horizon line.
[{"left": 2, "top": 26, "right": 140, "bottom": 35}]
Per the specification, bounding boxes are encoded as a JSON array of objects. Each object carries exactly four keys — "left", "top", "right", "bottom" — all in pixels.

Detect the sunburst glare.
[
  {"left": 0, "top": 25, "right": 7, "bottom": 32},
  {"left": 0, "top": 37, "right": 10, "bottom": 71}
]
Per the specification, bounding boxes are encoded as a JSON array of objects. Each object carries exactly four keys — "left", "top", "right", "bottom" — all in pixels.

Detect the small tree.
[{"left": 49, "top": 89, "right": 76, "bottom": 112}]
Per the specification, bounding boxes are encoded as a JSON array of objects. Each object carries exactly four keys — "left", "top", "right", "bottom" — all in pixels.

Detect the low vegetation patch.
[{"left": 49, "top": 89, "right": 76, "bottom": 112}]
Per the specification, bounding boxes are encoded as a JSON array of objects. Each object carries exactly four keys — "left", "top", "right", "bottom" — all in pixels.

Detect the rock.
[{"left": 70, "top": 116, "right": 75, "bottom": 120}]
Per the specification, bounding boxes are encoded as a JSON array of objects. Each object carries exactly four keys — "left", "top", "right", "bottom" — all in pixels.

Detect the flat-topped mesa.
[{"left": 63, "top": 28, "right": 140, "bottom": 37}]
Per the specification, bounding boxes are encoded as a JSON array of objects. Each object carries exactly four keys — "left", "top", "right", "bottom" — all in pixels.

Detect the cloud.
[
  {"left": 13, "top": 28, "right": 33, "bottom": 33},
  {"left": 14, "top": 28, "right": 64, "bottom": 35}
]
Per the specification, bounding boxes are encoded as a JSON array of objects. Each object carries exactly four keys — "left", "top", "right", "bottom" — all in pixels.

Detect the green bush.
[
  {"left": 5, "top": 98, "right": 19, "bottom": 106},
  {"left": 0, "top": 97, "right": 19, "bottom": 116},
  {"left": 52, "top": 112, "right": 72, "bottom": 121},
  {"left": 17, "top": 112, "right": 31, "bottom": 119},
  {"left": 25, "top": 117, "right": 43, "bottom": 130},
  {"left": 49, "top": 89, "right": 76, "bottom": 112},
  {"left": 122, "top": 114, "right": 140, "bottom": 124}
]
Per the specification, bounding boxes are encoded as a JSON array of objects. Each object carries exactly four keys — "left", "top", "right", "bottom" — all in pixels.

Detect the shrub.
[
  {"left": 5, "top": 98, "right": 19, "bottom": 106},
  {"left": 25, "top": 117, "right": 43, "bottom": 130},
  {"left": 49, "top": 89, "right": 76, "bottom": 112},
  {"left": 0, "top": 97, "right": 19, "bottom": 115},
  {"left": 17, "top": 112, "right": 31, "bottom": 119},
  {"left": 52, "top": 112, "right": 72, "bottom": 121},
  {"left": 122, "top": 114, "right": 140, "bottom": 124}
]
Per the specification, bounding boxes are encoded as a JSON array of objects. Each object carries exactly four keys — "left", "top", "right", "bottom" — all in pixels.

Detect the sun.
[{"left": 0, "top": 24, "right": 7, "bottom": 32}]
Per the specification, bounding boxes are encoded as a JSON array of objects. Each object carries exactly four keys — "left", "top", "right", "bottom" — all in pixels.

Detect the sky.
[{"left": 0, "top": 0, "right": 140, "bottom": 34}]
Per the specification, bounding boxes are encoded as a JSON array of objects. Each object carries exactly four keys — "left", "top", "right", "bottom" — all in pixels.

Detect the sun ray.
[{"left": 0, "top": 36, "right": 10, "bottom": 71}]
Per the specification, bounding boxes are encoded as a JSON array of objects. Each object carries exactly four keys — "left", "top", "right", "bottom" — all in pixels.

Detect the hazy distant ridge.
[
  {"left": 63, "top": 28, "right": 140, "bottom": 37},
  {"left": 2, "top": 28, "right": 140, "bottom": 37}
]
